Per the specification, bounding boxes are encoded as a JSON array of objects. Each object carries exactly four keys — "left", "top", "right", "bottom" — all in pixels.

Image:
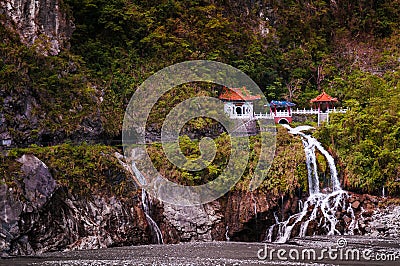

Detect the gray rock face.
[
  {"left": 1, "top": 154, "right": 56, "bottom": 255},
  {"left": 161, "top": 202, "right": 224, "bottom": 242},
  {"left": 24, "top": 193, "right": 150, "bottom": 253},
  {"left": 150, "top": 190, "right": 285, "bottom": 244},
  {"left": 1, "top": 0, "right": 74, "bottom": 55},
  {"left": 0, "top": 154, "right": 150, "bottom": 256},
  {"left": 16, "top": 154, "right": 56, "bottom": 207},
  {"left": 364, "top": 206, "right": 400, "bottom": 238}
]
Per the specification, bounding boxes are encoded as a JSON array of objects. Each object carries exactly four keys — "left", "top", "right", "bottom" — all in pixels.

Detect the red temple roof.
[
  {"left": 310, "top": 91, "right": 338, "bottom": 103},
  {"left": 219, "top": 87, "right": 261, "bottom": 101}
]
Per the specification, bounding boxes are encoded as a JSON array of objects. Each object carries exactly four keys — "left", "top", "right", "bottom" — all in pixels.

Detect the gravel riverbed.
[{"left": 2, "top": 236, "right": 399, "bottom": 266}]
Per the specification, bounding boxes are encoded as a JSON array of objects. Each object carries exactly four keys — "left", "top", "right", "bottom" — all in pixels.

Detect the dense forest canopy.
[{"left": 0, "top": 0, "right": 399, "bottom": 195}]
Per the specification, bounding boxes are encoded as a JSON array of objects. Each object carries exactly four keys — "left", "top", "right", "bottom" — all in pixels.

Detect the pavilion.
[
  {"left": 219, "top": 87, "right": 261, "bottom": 119},
  {"left": 269, "top": 100, "right": 296, "bottom": 124},
  {"left": 219, "top": 87, "right": 346, "bottom": 126},
  {"left": 310, "top": 91, "right": 338, "bottom": 126}
]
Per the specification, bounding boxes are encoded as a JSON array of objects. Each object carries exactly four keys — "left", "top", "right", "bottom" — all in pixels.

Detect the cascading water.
[
  {"left": 265, "top": 125, "right": 356, "bottom": 243},
  {"left": 131, "top": 162, "right": 164, "bottom": 244},
  {"left": 225, "top": 226, "right": 230, "bottom": 241}
]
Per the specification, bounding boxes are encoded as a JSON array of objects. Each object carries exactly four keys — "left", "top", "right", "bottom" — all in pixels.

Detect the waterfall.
[
  {"left": 225, "top": 225, "right": 230, "bottom": 241},
  {"left": 298, "top": 200, "right": 303, "bottom": 212},
  {"left": 131, "top": 162, "right": 164, "bottom": 244},
  {"left": 265, "top": 125, "right": 356, "bottom": 243},
  {"left": 282, "top": 124, "right": 340, "bottom": 193},
  {"left": 273, "top": 211, "right": 279, "bottom": 223},
  {"left": 252, "top": 194, "right": 258, "bottom": 217}
]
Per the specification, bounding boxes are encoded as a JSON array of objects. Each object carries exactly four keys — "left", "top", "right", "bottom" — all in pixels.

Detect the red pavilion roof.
[
  {"left": 219, "top": 87, "right": 261, "bottom": 101},
  {"left": 310, "top": 91, "right": 338, "bottom": 103}
]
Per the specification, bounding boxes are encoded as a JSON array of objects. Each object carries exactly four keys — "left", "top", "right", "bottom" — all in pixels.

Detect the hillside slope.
[{"left": 1, "top": 1, "right": 399, "bottom": 194}]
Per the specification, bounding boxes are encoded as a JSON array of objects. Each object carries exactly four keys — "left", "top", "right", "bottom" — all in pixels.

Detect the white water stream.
[
  {"left": 131, "top": 162, "right": 164, "bottom": 244},
  {"left": 265, "top": 125, "right": 356, "bottom": 243}
]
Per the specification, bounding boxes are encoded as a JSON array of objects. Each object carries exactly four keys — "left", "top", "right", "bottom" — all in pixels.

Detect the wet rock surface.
[
  {"left": 346, "top": 193, "right": 400, "bottom": 237},
  {"left": 152, "top": 189, "right": 295, "bottom": 244}
]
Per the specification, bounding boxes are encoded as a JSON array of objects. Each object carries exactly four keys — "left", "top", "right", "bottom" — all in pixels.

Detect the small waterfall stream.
[
  {"left": 131, "top": 162, "right": 164, "bottom": 244},
  {"left": 265, "top": 125, "right": 356, "bottom": 243},
  {"left": 225, "top": 225, "right": 230, "bottom": 241}
]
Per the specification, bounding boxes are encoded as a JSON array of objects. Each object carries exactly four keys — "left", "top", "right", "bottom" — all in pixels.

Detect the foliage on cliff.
[
  {"left": 1, "top": 0, "right": 400, "bottom": 196},
  {"left": 148, "top": 127, "right": 308, "bottom": 197},
  {"left": 316, "top": 69, "right": 400, "bottom": 196},
  {"left": 1, "top": 144, "right": 136, "bottom": 197},
  {"left": 0, "top": 20, "right": 106, "bottom": 145}
]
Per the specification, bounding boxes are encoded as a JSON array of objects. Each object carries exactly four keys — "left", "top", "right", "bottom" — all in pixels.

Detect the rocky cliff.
[
  {"left": 1, "top": 0, "right": 74, "bottom": 55},
  {"left": 0, "top": 0, "right": 104, "bottom": 149},
  {"left": 2, "top": 149, "right": 398, "bottom": 257},
  {"left": 0, "top": 152, "right": 272, "bottom": 256},
  {"left": 0, "top": 152, "right": 150, "bottom": 256},
  {"left": 1, "top": 0, "right": 399, "bottom": 257},
  {"left": 144, "top": 186, "right": 302, "bottom": 244}
]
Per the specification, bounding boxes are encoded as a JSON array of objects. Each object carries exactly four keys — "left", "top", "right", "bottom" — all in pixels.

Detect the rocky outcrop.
[
  {"left": 149, "top": 189, "right": 297, "bottom": 244},
  {"left": 0, "top": 84, "right": 104, "bottom": 148},
  {"left": 1, "top": 154, "right": 56, "bottom": 255},
  {"left": 1, "top": 0, "right": 74, "bottom": 55},
  {"left": 0, "top": 154, "right": 150, "bottom": 256},
  {"left": 172, "top": 188, "right": 398, "bottom": 245},
  {"left": 0, "top": 0, "right": 104, "bottom": 149},
  {"left": 224, "top": 190, "right": 278, "bottom": 242},
  {"left": 159, "top": 201, "right": 225, "bottom": 243},
  {"left": 363, "top": 205, "right": 400, "bottom": 238},
  {"left": 348, "top": 193, "right": 400, "bottom": 238},
  {"left": 2, "top": 154, "right": 397, "bottom": 256}
]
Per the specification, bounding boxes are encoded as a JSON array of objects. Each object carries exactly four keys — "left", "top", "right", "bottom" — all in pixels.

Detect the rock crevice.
[{"left": 1, "top": 0, "right": 74, "bottom": 55}]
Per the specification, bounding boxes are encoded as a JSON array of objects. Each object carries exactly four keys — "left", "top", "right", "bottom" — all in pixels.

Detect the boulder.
[
  {"left": 351, "top": 200, "right": 360, "bottom": 209},
  {"left": 343, "top": 215, "right": 352, "bottom": 224},
  {"left": 1, "top": 154, "right": 150, "bottom": 256}
]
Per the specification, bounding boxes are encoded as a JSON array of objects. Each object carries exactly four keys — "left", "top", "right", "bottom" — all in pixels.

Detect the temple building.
[
  {"left": 219, "top": 87, "right": 346, "bottom": 127},
  {"left": 310, "top": 91, "right": 338, "bottom": 126},
  {"left": 269, "top": 100, "right": 296, "bottom": 124},
  {"left": 219, "top": 87, "right": 261, "bottom": 119}
]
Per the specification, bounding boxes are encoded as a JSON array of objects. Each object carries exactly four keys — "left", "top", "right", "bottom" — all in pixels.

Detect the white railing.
[
  {"left": 229, "top": 114, "right": 255, "bottom": 119},
  {"left": 328, "top": 107, "right": 348, "bottom": 114},
  {"left": 291, "top": 108, "right": 319, "bottom": 115},
  {"left": 255, "top": 111, "right": 291, "bottom": 117},
  {"left": 254, "top": 113, "right": 274, "bottom": 119},
  {"left": 229, "top": 107, "right": 348, "bottom": 120},
  {"left": 291, "top": 107, "right": 348, "bottom": 115}
]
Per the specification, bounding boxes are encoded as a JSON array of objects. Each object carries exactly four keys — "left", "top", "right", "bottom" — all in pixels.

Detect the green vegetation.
[
  {"left": 147, "top": 127, "right": 307, "bottom": 197},
  {"left": 1, "top": 1, "right": 399, "bottom": 196},
  {"left": 316, "top": 69, "right": 400, "bottom": 196},
  {"left": 147, "top": 133, "right": 231, "bottom": 186},
  {"left": 1, "top": 144, "right": 136, "bottom": 197},
  {"left": 259, "top": 127, "right": 308, "bottom": 197}
]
